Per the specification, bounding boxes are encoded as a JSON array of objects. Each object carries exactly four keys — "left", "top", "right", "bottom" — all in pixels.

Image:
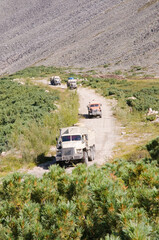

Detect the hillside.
[{"left": 0, "top": 0, "right": 159, "bottom": 75}]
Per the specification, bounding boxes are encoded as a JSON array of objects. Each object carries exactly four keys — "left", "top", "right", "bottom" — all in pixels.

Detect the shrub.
[
  {"left": 8, "top": 65, "right": 64, "bottom": 79},
  {"left": 9, "top": 91, "right": 79, "bottom": 163},
  {"left": 0, "top": 80, "right": 59, "bottom": 153},
  {"left": 146, "top": 137, "right": 159, "bottom": 162},
  {"left": 0, "top": 155, "right": 158, "bottom": 239},
  {"left": 82, "top": 75, "right": 159, "bottom": 114},
  {"left": 146, "top": 114, "right": 156, "bottom": 121}
]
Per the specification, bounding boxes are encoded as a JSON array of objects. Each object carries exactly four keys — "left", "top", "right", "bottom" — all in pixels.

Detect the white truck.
[
  {"left": 67, "top": 78, "right": 77, "bottom": 89},
  {"left": 50, "top": 76, "right": 61, "bottom": 85},
  {"left": 56, "top": 125, "right": 95, "bottom": 165}
]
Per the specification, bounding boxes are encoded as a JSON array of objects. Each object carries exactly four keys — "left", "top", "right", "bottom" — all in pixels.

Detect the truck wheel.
[
  {"left": 92, "top": 146, "right": 95, "bottom": 160},
  {"left": 58, "top": 162, "right": 65, "bottom": 168},
  {"left": 88, "top": 148, "right": 93, "bottom": 161},
  {"left": 83, "top": 151, "right": 88, "bottom": 165}
]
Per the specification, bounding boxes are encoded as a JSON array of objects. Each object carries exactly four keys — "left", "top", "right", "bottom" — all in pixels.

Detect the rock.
[
  {"left": 1, "top": 152, "right": 6, "bottom": 157},
  {"left": 127, "top": 96, "right": 137, "bottom": 100},
  {"left": 121, "top": 132, "right": 126, "bottom": 135},
  {"left": 147, "top": 108, "right": 158, "bottom": 116}
]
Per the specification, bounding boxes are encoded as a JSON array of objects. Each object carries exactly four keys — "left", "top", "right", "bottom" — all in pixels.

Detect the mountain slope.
[{"left": 0, "top": 0, "right": 159, "bottom": 74}]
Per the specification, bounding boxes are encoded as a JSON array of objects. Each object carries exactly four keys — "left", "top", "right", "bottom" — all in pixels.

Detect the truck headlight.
[{"left": 76, "top": 149, "right": 83, "bottom": 154}]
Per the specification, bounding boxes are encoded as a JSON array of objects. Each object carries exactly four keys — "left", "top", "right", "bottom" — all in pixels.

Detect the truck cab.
[{"left": 87, "top": 102, "right": 102, "bottom": 118}]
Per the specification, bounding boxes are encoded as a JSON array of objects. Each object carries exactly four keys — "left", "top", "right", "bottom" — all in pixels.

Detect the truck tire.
[
  {"left": 92, "top": 146, "right": 95, "bottom": 160},
  {"left": 88, "top": 147, "right": 93, "bottom": 161},
  {"left": 83, "top": 151, "right": 88, "bottom": 165},
  {"left": 57, "top": 161, "right": 65, "bottom": 168}
]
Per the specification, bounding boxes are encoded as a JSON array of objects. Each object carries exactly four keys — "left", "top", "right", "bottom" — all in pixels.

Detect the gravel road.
[
  {"left": 26, "top": 83, "right": 120, "bottom": 177},
  {"left": 78, "top": 87, "right": 119, "bottom": 166}
]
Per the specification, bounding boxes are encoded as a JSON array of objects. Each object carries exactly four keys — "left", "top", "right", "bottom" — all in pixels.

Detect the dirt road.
[
  {"left": 26, "top": 83, "right": 120, "bottom": 177},
  {"left": 78, "top": 87, "right": 119, "bottom": 166}
]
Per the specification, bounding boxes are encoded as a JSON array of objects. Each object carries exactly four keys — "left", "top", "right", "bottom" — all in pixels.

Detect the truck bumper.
[
  {"left": 89, "top": 111, "right": 101, "bottom": 116},
  {"left": 56, "top": 154, "right": 83, "bottom": 162}
]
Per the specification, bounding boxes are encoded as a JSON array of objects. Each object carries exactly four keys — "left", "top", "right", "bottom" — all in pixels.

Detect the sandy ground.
[{"left": 26, "top": 82, "right": 120, "bottom": 177}]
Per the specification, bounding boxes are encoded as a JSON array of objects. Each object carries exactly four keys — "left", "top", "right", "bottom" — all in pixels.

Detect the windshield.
[
  {"left": 62, "top": 136, "right": 71, "bottom": 142},
  {"left": 62, "top": 135, "right": 81, "bottom": 142},
  {"left": 90, "top": 104, "right": 99, "bottom": 107},
  {"left": 72, "top": 135, "right": 81, "bottom": 141}
]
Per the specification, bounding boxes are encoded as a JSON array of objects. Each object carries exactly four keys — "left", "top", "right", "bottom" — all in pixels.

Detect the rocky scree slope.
[{"left": 0, "top": 0, "right": 159, "bottom": 75}]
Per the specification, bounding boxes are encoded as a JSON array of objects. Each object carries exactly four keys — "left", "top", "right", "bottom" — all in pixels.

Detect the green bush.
[
  {"left": 9, "top": 91, "right": 79, "bottom": 163},
  {"left": 7, "top": 65, "right": 64, "bottom": 79},
  {"left": 82, "top": 76, "right": 159, "bottom": 114},
  {"left": 146, "top": 137, "right": 159, "bottom": 162},
  {"left": 146, "top": 114, "right": 156, "bottom": 121},
  {"left": 0, "top": 154, "right": 158, "bottom": 239},
  {"left": 0, "top": 80, "right": 59, "bottom": 153}
]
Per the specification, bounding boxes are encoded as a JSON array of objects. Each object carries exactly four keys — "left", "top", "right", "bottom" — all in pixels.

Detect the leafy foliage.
[
  {"left": 0, "top": 79, "right": 59, "bottom": 152},
  {"left": 0, "top": 150, "right": 158, "bottom": 239},
  {"left": 2, "top": 66, "right": 64, "bottom": 79},
  {"left": 82, "top": 77, "right": 159, "bottom": 113},
  {"left": 9, "top": 91, "right": 79, "bottom": 163},
  {"left": 146, "top": 137, "right": 159, "bottom": 163}
]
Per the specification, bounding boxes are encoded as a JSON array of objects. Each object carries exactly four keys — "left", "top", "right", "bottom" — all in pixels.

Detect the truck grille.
[{"left": 62, "top": 148, "right": 74, "bottom": 156}]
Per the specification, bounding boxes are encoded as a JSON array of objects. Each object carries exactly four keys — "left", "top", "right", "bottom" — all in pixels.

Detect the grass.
[{"left": 113, "top": 122, "right": 159, "bottom": 161}]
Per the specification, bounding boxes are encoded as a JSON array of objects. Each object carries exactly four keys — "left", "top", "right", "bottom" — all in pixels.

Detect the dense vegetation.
[
  {"left": 0, "top": 66, "right": 158, "bottom": 239},
  {"left": 0, "top": 79, "right": 59, "bottom": 153},
  {"left": 0, "top": 138, "right": 158, "bottom": 239},
  {"left": 1, "top": 66, "right": 65, "bottom": 80},
  {"left": 82, "top": 77, "right": 159, "bottom": 113},
  {"left": 1, "top": 65, "right": 81, "bottom": 82},
  {"left": 0, "top": 66, "right": 79, "bottom": 171}
]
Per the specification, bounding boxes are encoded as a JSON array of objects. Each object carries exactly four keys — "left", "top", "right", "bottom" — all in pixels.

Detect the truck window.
[
  {"left": 62, "top": 136, "right": 71, "bottom": 142},
  {"left": 72, "top": 135, "right": 81, "bottom": 141},
  {"left": 90, "top": 104, "right": 99, "bottom": 107}
]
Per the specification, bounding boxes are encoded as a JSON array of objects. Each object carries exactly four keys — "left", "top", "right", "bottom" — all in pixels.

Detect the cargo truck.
[
  {"left": 50, "top": 76, "right": 61, "bottom": 85},
  {"left": 56, "top": 125, "right": 95, "bottom": 165},
  {"left": 87, "top": 102, "right": 102, "bottom": 118},
  {"left": 67, "top": 77, "right": 77, "bottom": 89}
]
